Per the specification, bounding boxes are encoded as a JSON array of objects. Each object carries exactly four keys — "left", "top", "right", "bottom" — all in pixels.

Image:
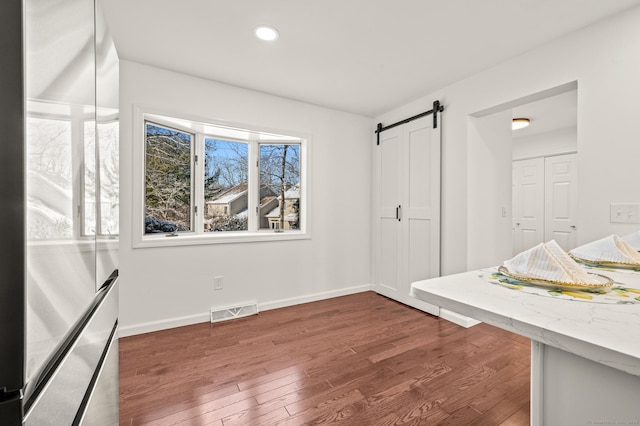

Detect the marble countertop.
[{"left": 411, "top": 268, "right": 640, "bottom": 377}]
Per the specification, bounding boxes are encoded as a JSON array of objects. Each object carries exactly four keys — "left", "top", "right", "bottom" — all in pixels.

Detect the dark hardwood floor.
[{"left": 119, "top": 291, "right": 530, "bottom": 425}]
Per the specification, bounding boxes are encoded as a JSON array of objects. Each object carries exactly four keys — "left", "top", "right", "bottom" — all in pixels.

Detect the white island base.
[{"left": 411, "top": 269, "right": 640, "bottom": 426}]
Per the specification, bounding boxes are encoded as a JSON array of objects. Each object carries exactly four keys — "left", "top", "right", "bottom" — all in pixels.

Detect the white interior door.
[
  {"left": 374, "top": 115, "right": 440, "bottom": 315},
  {"left": 402, "top": 118, "right": 440, "bottom": 287},
  {"left": 376, "top": 127, "right": 401, "bottom": 292},
  {"left": 545, "top": 153, "right": 577, "bottom": 251},
  {"left": 513, "top": 158, "right": 545, "bottom": 254}
]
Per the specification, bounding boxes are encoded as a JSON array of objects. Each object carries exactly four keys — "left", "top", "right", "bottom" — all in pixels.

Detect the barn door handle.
[{"left": 396, "top": 205, "right": 402, "bottom": 222}]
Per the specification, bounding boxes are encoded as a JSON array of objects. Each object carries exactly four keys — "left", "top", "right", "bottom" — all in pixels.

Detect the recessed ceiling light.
[
  {"left": 512, "top": 118, "right": 530, "bottom": 130},
  {"left": 255, "top": 26, "right": 279, "bottom": 41}
]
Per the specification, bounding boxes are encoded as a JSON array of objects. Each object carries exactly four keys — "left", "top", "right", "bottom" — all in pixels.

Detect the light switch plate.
[
  {"left": 213, "top": 276, "right": 223, "bottom": 290},
  {"left": 610, "top": 203, "right": 640, "bottom": 224}
]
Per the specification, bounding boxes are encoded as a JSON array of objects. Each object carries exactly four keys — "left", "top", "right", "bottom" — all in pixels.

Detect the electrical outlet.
[
  {"left": 610, "top": 203, "right": 640, "bottom": 224},
  {"left": 213, "top": 276, "right": 223, "bottom": 290}
]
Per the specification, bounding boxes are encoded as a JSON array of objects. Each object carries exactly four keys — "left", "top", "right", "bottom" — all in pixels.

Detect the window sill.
[{"left": 133, "top": 230, "right": 310, "bottom": 249}]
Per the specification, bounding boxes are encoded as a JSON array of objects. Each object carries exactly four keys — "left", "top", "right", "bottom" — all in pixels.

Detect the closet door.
[
  {"left": 545, "top": 153, "right": 577, "bottom": 251},
  {"left": 512, "top": 158, "right": 545, "bottom": 253},
  {"left": 374, "top": 115, "right": 440, "bottom": 315}
]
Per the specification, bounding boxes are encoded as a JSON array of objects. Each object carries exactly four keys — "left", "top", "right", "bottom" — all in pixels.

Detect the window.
[
  {"left": 135, "top": 110, "right": 308, "bottom": 247},
  {"left": 26, "top": 103, "right": 118, "bottom": 241},
  {"left": 204, "top": 138, "right": 248, "bottom": 232},
  {"left": 97, "top": 119, "right": 120, "bottom": 236},
  {"left": 144, "top": 122, "right": 193, "bottom": 233},
  {"left": 259, "top": 143, "right": 300, "bottom": 231},
  {"left": 84, "top": 120, "right": 96, "bottom": 236},
  {"left": 26, "top": 115, "right": 74, "bottom": 240}
]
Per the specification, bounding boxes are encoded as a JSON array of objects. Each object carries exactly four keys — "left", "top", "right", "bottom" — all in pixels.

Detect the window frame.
[
  {"left": 95, "top": 115, "right": 120, "bottom": 237},
  {"left": 144, "top": 120, "right": 196, "bottom": 234},
  {"left": 132, "top": 106, "right": 310, "bottom": 248},
  {"left": 26, "top": 108, "right": 96, "bottom": 242},
  {"left": 202, "top": 135, "right": 250, "bottom": 232}
]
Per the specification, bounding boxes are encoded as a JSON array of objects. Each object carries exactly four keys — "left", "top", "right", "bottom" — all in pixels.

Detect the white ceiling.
[
  {"left": 512, "top": 89, "right": 577, "bottom": 139},
  {"left": 101, "top": 0, "right": 640, "bottom": 117}
]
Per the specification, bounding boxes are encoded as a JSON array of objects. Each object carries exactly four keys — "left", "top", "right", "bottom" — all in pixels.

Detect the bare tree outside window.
[
  {"left": 98, "top": 121, "right": 119, "bottom": 236},
  {"left": 26, "top": 116, "right": 73, "bottom": 240},
  {"left": 204, "top": 138, "right": 249, "bottom": 232},
  {"left": 84, "top": 121, "right": 96, "bottom": 236},
  {"left": 260, "top": 144, "right": 300, "bottom": 231},
  {"left": 144, "top": 123, "right": 192, "bottom": 233}
]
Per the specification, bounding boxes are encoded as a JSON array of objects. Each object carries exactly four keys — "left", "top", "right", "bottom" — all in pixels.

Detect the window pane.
[
  {"left": 259, "top": 144, "right": 300, "bottom": 230},
  {"left": 204, "top": 138, "right": 249, "bottom": 232},
  {"left": 84, "top": 120, "right": 96, "bottom": 236},
  {"left": 145, "top": 122, "right": 193, "bottom": 233},
  {"left": 98, "top": 121, "right": 119, "bottom": 236},
  {"left": 26, "top": 117, "right": 73, "bottom": 240}
]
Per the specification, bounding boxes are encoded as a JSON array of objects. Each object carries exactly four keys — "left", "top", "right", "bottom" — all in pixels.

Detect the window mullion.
[
  {"left": 247, "top": 138, "right": 258, "bottom": 232},
  {"left": 194, "top": 132, "right": 204, "bottom": 234}
]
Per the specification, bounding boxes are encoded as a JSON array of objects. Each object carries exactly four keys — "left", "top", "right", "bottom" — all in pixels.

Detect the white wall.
[
  {"left": 513, "top": 126, "right": 577, "bottom": 160},
  {"left": 466, "top": 110, "right": 513, "bottom": 270},
  {"left": 119, "top": 61, "right": 373, "bottom": 335},
  {"left": 375, "top": 6, "right": 640, "bottom": 274}
]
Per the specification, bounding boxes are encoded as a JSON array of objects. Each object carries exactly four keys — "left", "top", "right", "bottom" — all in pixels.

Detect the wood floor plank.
[
  {"left": 119, "top": 291, "right": 530, "bottom": 425},
  {"left": 252, "top": 376, "right": 333, "bottom": 409},
  {"left": 469, "top": 385, "right": 530, "bottom": 426},
  {"left": 499, "top": 404, "right": 531, "bottom": 426},
  {"left": 222, "top": 406, "right": 290, "bottom": 426}
]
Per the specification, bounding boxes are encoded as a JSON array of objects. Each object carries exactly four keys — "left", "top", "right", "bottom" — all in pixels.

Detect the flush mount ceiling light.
[
  {"left": 255, "top": 25, "right": 279, "bottom": 41},
  {"left": 512, "top": 118, "right": 530, "bottom": 130}
]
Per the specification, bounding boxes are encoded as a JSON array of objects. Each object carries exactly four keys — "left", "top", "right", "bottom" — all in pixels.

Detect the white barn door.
[
  {"left": 374, "top": 115, "right": 440, "bottom": 315},
  {"left": 377, "top": 127, "right": 402, "bottom": 294}
]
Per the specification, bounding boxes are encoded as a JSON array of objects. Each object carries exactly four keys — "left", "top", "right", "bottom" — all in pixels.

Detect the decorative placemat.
[
  {"left": 479, "top": 268, "right": 640, "bottom": 305},
  {"left": 579, "top": 262, "right": 640, "bottom": 275}
]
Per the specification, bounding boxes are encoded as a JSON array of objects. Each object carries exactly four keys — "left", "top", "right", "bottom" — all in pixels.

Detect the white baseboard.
[
  {"left": 439, "top": 308, "right": 481, "bottom": 328},
  {"left": 119, "top": 312, "right": 210, "bottom": 338},
  {"left": 119, "top": 284, "right": 374, "bottom": 337},
  {"left": 259, "top": 284, "right": 373, "bottom": 312}
]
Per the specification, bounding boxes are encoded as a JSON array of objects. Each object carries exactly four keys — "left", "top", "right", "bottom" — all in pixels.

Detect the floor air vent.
[{"left": 210, "top": 301, "right": 259, "bottom": 323}]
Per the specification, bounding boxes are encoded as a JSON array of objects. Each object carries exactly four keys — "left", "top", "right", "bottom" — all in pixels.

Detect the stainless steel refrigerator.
[{"left": 0, "top": 0, "right": 120, "bottom": 424}]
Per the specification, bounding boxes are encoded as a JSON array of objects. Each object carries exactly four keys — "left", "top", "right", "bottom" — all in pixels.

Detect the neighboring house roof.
[
  {"left": 265, "top": 206, "right": 298, "bottom": 221},
  {"left": 260, "top": 196, "right": 277, "bottom": 207},
  {"left": 284, "top": 185, "right": 299, "bottom": 199},
  {"left": 270, "top": 185, "right": 300, "bottom": 201},
  {"left": 235, "top": 208, "right": 248, "bottom": 219},
  {"left": 206, "top": 183, "right": 248, "bottom": 204}
]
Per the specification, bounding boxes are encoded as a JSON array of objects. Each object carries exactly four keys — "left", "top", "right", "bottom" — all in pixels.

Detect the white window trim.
[
  {"left": 132, "top": 105, "right": 311, "bottom": 248},
  {"left": 27, "top": 107, "right": 96, "bottom": 241}
]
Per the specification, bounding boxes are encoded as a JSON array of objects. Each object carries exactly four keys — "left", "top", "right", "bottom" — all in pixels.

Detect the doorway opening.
[
  {"left": 466, "top": 81, "right": 578, "bottom": 269},
  {"left": 512, "top": 89, "right": 578, "bottom": 254}
]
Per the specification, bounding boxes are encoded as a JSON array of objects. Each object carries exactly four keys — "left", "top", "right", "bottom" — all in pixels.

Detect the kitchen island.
[{"left": 411, "top": 268, "right": 640, "bottom": 426}]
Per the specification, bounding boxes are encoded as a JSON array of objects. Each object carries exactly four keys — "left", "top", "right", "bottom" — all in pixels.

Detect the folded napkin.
[
  {"left": 621, "top": 231, "right": 640, "bottom": 251},
  {"left": 503, "top": 240, "right": 599, "bottom": 284},
  {"left": 569, "top": 234, "right": 640, "bottom": 264}
]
